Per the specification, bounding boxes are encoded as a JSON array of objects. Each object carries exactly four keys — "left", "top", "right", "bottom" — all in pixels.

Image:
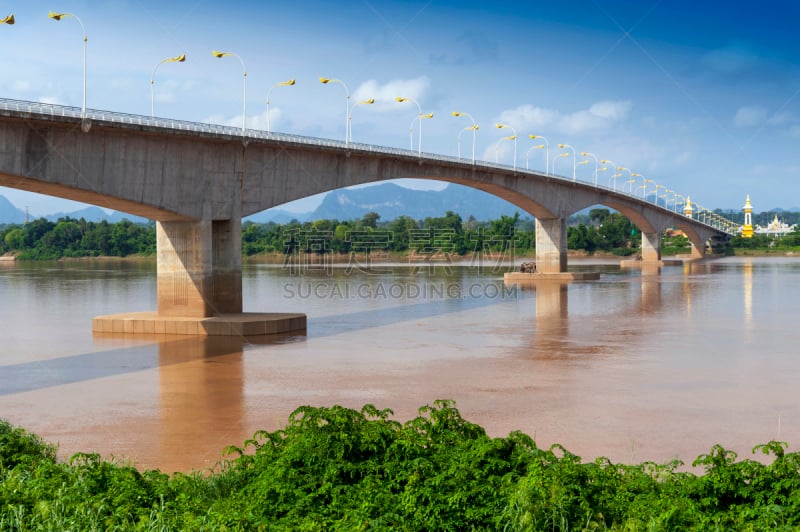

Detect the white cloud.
[
  {"left": 38, "top": 96, "right": 64, "bottom": 105},
  {"left": 588, "top": 101, "right": 631, "bottom": 121},
  {"left": 497, "top": 104, "right": 559, "bottom": 130},
  {"left": 352, "top": 76, "right": 430, "bottom": 111},
  {"left": 734, "top": 106, "right": 767, "bottom": 127},
  {"left": 558, "top": 110, "right": 602, "bottom": 136},
  {"left": 497, "top": 100, "right": 631, "bottom": 136}
]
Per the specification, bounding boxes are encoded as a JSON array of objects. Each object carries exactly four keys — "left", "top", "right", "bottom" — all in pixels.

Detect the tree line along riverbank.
[
  {"left": 2, "top": 210, "right": 799, "bottom": 261},
  {"left": 2, "top": 401, "right": 800, "bottom": 530}
]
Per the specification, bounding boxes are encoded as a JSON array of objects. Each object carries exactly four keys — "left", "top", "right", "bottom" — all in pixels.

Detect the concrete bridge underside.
[{"left": 0, "top": 112, "right": 722, "bottom": 332}]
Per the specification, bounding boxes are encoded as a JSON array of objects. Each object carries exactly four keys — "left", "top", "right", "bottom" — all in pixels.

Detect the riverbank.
[
  {"left": 6, "top": 247, "right": 796, "bottom": 264},
  {"left": 732, "top": 248, "right": 799, "bottom": 256}
]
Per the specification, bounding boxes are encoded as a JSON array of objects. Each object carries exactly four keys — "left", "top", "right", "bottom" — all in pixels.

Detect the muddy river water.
[{"left": 0, "top": 256, "right": 798, "bottom": 473}]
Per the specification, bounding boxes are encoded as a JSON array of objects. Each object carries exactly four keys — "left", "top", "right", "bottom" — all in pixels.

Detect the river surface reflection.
[{"left": 1, "top": 257, "right": 799, "bottom": 473}]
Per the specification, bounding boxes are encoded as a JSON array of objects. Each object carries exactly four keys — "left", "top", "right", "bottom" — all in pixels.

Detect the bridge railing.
[{"left": 0, "top": 98, "right": 739, "bottom": 235}]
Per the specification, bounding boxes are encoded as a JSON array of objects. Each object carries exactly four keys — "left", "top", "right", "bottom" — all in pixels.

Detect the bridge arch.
[{"left": 263, "top": 175, "right": 559, "bottom": 222}]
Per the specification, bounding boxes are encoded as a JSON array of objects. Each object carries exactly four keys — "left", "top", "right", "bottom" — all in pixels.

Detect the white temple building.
[{"left": 754, "top": 214, "right": 797, "bottom": 237}]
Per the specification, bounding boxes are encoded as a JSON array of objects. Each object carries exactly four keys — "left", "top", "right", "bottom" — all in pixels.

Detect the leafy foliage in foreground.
[{"left": 3, "top": 402, "right": 800, "bottom": 530}]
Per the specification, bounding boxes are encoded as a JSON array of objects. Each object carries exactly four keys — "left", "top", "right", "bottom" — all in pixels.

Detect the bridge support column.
[
  {"left": 688, "top": 239, "right": 705, "bottom": 259},
  {"left": 641, "top": 231, "right": 662, "bottom": 262},
  {"left": 535, "top": 218, "right": 567, "bottom": 273},
  {"left": 156, "top": 219, "right": 242, "bottom": 317},
  {"left": 94, "top": 219, "right": 306, "bottom": 335}
]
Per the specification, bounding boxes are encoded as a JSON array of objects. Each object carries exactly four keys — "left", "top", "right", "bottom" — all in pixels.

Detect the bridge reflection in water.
[
  {"left": 88, "top": 333, "right": 298, "bottom": 472},
  {"left": 156, "top": 336, "right": 245, "bottom": 472}
]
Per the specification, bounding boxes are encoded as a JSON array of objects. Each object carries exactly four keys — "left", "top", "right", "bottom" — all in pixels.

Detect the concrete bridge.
[{"left": 0, "top": 99, "right": 734, "bottom": 334}]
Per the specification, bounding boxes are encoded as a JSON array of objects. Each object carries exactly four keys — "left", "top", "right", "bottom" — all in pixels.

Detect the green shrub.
[{"left": 3, "top": 404, "right": 800, "bottom": 530}]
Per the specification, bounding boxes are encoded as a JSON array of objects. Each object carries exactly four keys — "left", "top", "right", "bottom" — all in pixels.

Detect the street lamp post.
[
  {"left": 150, "top": 54, "right": 186, "bottom": 118},
  {"left": 320, "top": 78, "right": 350, "bottom": 144},
  {"left": 396, "top": 97, "right": 431, "bottom": 156},
  {"left": 529, "top": 135, "right": 549, "bottom": 173},
  {"left": 674, "top": 194, "right": 686, "bottom": 213},
  {"left": 407, "top": 113, "right": 433, "bottom": 150},
  {"left": 577, "top": 159, "right": 591, "bottom": 179},
  {"left": 49, "top": 11, "right": 87, "bottom": 118},
  {"left": 580, "top": 151, "right": 598, "bottom": 185},
  {"left": 452, "top": 111, "right": 478, "bottom": 163},
  {"left": 212, "top": 50, "right": 247, "bottom": 135},
  {"left": 495, "top": 124, "right": 518, "bottom": 170},
  {"left": 349, "top": 98, "right": 375, "bottom": 144},
  {"left": 525, "top": 144, "right": 545, "bottom": 171},
  {"left": 495, "top": 135, "right": 516, "bottom": 164},
  {"left": 552, "top": 152, "right": 570, "bottom": 176},
  {"left": 597, "top": 165, "right": 611, "bottom": 186},
  {"left": 457, "top": 125, "right": 479, "bottom": 161},
  {"left": 697, "top": 205, "right": 707, "bottom": 224},
  {"left": 599, "top": 159, "right": 617, "bottom": 188},
  {"left": 266, "top": 78, "right": 295, "bottom": 133},
  {"left": 643, "top": 179, "right": 655, "bottom": 199},
  {"left": 631, "top": 173, "right": 652, "bottom": 199},
  {"left": 557, "top": 143, "right": 576, "bottom": 180},
  {"left": 667, "top": 191, "right": 677, "bottom": 211},
  {"left": 657, "top": 187, "right": 670, "bottom": 208},
  {"left": 609, "top": 171, "right": 623, "bottom": 191},
  {"left": 655, "top": 184, "right": 668, "bottom": 206},
  {"left": 617, "top": 166, "right": 633, "bottom": 192},
  {"left": 0, "top": 14, "right": 13, "bottom": 25}
]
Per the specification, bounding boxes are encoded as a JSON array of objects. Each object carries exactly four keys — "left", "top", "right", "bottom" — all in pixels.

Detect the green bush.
[{"left": 3, "top": 403, "right": 800, "bottom": 530}]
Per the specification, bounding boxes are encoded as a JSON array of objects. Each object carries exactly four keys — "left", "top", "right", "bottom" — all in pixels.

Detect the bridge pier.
[
  {"left": 688, "top": 240, "right": 705, "bottom": 259},
  {"left": 640, "top": 231, "right": 662, "bottom": 262},
  {"left": 506, "top": 217, "right": 598, "bottom": 281},
  {"left": 92, "top": 218, "right": 306, "bottom": 336},
  {"left": 156, "top": 220, "right": 242, "bottom": 317},
  {"left": 622, "top": 229, "right": 685, "bottom": 268},
  {"left": 535, "top": 218, "right": 567, "bottom": 273}
]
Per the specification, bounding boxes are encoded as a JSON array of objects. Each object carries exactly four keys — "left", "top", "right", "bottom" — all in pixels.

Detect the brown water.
[{"left": 1, "top": 257, "right": 799, "bottom": 473}]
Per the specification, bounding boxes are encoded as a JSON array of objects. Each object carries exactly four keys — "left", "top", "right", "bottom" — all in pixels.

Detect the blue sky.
[{"left": 2, "top": 0, "right": 799, "bottom": 215}]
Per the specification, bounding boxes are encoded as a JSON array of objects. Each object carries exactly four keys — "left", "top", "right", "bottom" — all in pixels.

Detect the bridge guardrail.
[{"left": 0, "top": 97, "right": 738, "bottom": 235}]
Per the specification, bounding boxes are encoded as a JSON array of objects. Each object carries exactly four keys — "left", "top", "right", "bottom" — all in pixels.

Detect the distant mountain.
[
  {"left": 0, "top": 195, "right": 26, "bottom": 224},
  {"left": 105, "top": 211, "right": 150, "bottom": 224},
  {"left": 307, "top": 183, "right": 525, "bottom": 222},
  {"left": 44, "top": 206, "right": 149, "bottom": 224},
  {"left": 245, "top": 208, "right": 309, "bottom": 224},
  {"left": 0, "top": 195, "right": 150, "bottom": 224}
]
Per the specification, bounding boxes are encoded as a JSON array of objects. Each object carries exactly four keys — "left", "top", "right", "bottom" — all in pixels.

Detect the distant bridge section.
[{"left": 0, "top": 99, "right": 736, "bottom": 323}]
